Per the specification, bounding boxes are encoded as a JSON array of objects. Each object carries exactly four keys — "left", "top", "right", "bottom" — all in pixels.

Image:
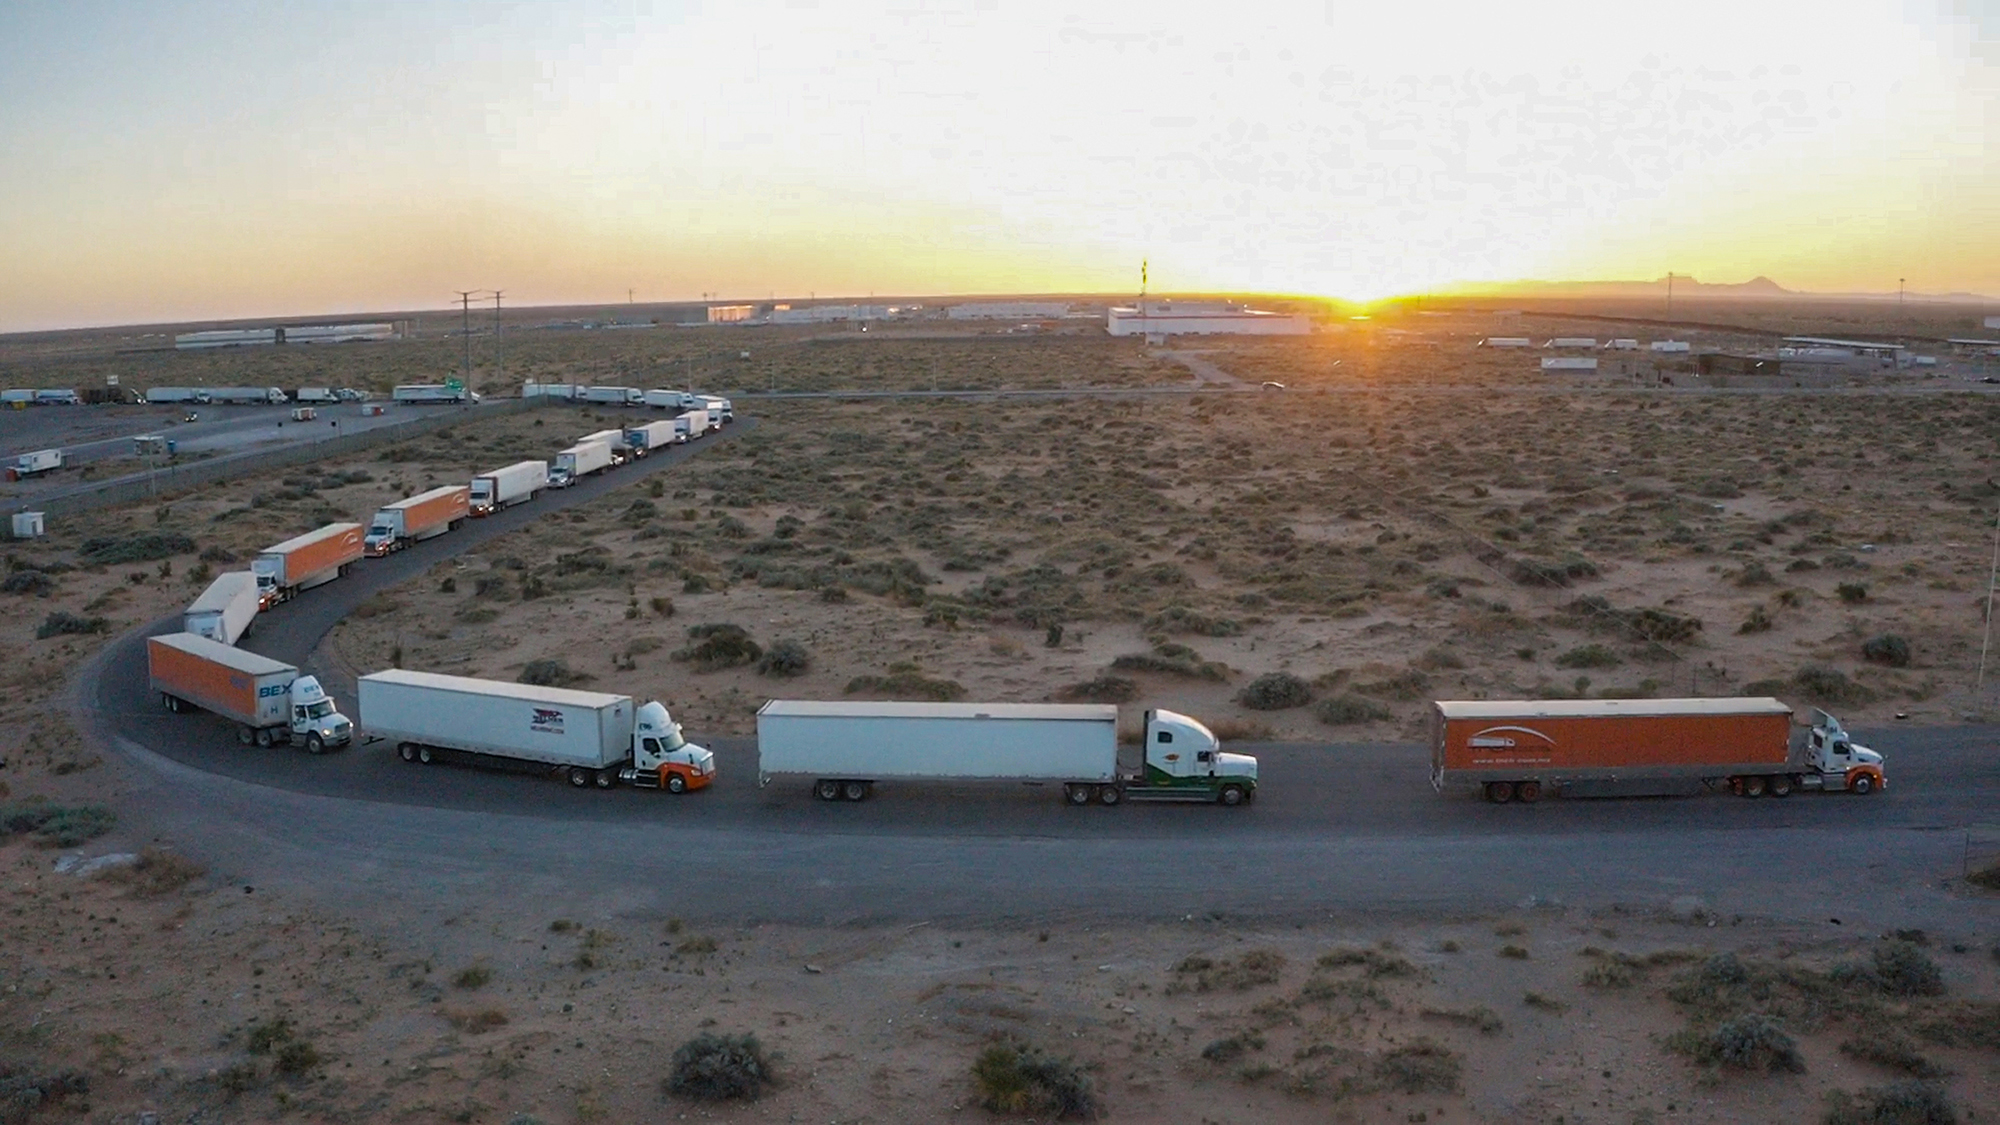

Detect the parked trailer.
[
  {"left": 755, "top": 701, "right": 1259, "bottom": 805},
  {"left": 580, "top": 385, "right": 642, "bottom": 407},
  {"left": 623, "top": 420, "right": 682, "bottom": 457},
  {"left": 1429, "top": 698, "right": 1885, "bottom": 803},
  {"left": 393, "top": 384, "right": 471, "bottom": 404},
  {"left": 550, "top": 441, "right": 613, "bottom": 487},
  {"left": 252, "top": 522, "right": 364, "bottom": 607},
  {"left": 0, "top": 389, "right": 33, "bottom": 405},
  {"left": 295, "top": 387, "right": 338, "bottom": 403},
  {"left": 144, "top": 387, "right": 211, "bottom": 404},
  {"left": 12, "top": 449, "right": 63, "bottom": 476},
  {"left": 469, "top": 460, "right": 547, "bottom": 516},
  {"left": 359, "top": 669, "right": 714, "bottom": 790},
  {"left": 643, "top": 388, "right": 692, "bottom": 410},
  {"left": 33, "top": 390, "right": 81, "bottom": 405},
  {"left": 146, "top": 632, "right": 352, "bottom": 751},
  {"left": 364, "top": 485, "right": 470, "bottom": 555},
  {"left": 209, "top": 386, "right": 288, "bottom": 404},
  {"left": 183, "top": 571, "right": 260, "bottom": 645}
]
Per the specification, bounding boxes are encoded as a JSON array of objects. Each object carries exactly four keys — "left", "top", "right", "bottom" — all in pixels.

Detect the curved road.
[{"left": 74, "top": 414, "right": 2000, "bottom": 932}]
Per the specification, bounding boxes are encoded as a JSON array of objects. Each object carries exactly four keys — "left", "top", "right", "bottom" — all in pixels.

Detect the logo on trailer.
[
  {"left": 530, "top": 707, "right": 565, "bottom": 734},
  {"left": 1467, "top": 725, "right": 1556, "bottom": 750}
]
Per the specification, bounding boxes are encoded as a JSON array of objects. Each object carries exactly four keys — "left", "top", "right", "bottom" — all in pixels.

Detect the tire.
[
  {"left": 568, "top": 767, "right": 590, "bottom": 787},
  {"left": 1769, "top": 774, "right": 1794, "bottom": 798},
  {"left": 1516, "top": 781, "right": 1542, "bottom": 804},
  {"left": 305, "top": 733, "right": 324, "bottom": 755},
  {"left": 666, "top": 773, "right": 687, "bottom": 794},
  {"left": 1218, "top": 785, "right": 1245, "bottom": 807},
  {"left": 842, "top": 781, "right": 868, "bottom": 802},
  {"left": 1743, "top": 775, "right": 1768, "bottom": 798},
  {"left": 1851, "top": 773, "right": 1875, "bottom": 796},
  {"left": 1487, "top": 781, "right": 1515, "bottom": 804},
  {"left": 594, "top": 770, "right": 614, "bottom": 789},
  {"left": 417, "top": 746, "right": 434, "bottom": 765},
  {"left": 255, "top": 727, "right": 273, "bottom": 748},
  {"left": 398, "top": 743, "right": 417, "bottom": 763},
  {"left": 815, "top": 779, "right": 840, "bottom": 801},
  {"left": 1099, "top": 785, "right": 1122, "bottom": 806},
  {"left": 237, "top": 725, "right": 253, "bottom": 746},
  {"left": 162, "top": 694, "right": 178, "bottom": 713},
  {"left": 1065, "top": 784, "right": 1092, "bottom": 806}
]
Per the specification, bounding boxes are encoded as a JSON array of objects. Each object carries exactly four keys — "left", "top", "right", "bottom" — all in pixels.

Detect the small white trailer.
[
  {"left": 11, "top": 449, "right": 63, "bottom": 476},
  {"left": 183, "top": 571, "right": 260, "bottom": 645}
]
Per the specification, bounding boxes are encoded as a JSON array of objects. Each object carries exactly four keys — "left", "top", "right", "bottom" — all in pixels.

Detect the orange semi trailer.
[{"left": 1430, "top": 698, "right": 1885, "bottom": 804}]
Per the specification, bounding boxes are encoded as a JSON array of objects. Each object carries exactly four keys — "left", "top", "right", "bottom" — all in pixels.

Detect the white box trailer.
[
  {"left": 393, "top": 384, "right": 471, "bottom": 404},
  {"left": 696, "top": 395, "right": 733, "bottom": 423},
  {"left": 623, "top": 419, "right": 681, "bottom": 456},
  {"left": 210, "top": 386, "right": 288, "bottom": 404},
  {"left": 294, "top": 387, "right": 338, "bottom": 403},
  {"left": 143, "top": 387, "right": 211, "bottom": 404},
  {"left": 359, "top": 669, "right": 714, "bottom": 791},
  {"left": 0, "top": 389, "right": 33, "bottom": 405},
  {"left": 577, "top": 428, "right": 632, "bottom": 460},
  {"left": 12, "top": 449, "right": 63, "bottom": 476},
  {"left": 469, "top": 460, "right": 547, "bottom": 515},
  {"left": 756, "top": 701, "right": 1259, "bottom": 805},
  {"left": 550, "top": 441, "right": 613, "bottom": 486},
  {"left": 183, "top": 571, "right": 260, "bottom": 645},
  {"left": 676, "top": 408, "right": 713, "bottom": 439},
  {"left": 643, "top": 388, "right": 690, "bottom": 410},
  {"left": 581, "top": 385, "right": 642, "bottom": 406}
]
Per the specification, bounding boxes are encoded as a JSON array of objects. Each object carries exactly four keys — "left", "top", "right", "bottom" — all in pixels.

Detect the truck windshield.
[
  {"left": 661, "top": 727, "right": 686, "bottom": 752},
  {"left": 369, "top": 526, "right": 391, "bottom": 538},
  {"left": 304, "top": 700, "right": 336, "bottom": 719}
]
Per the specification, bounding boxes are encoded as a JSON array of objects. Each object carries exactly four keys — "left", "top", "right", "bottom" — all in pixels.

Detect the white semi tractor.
[
  {"left": 623, "top": 420, "right": 683, "bottom": 457},
  {"left": 469, "top": 460, "right": 548, "bottom": 515},
  {"left": 550, "top": 440, "right": 613, "bottom": 487},
  {"left": 359, "top": 669, "right": 716, "bottom": 791},
  {"left": 147, "top": 632, "right": 353, "bottom": 752},
  {"left": 755, "top": 701, "right": 1260, "bottom": 806},
  {"left": 183, "top": 571, "right": 260, "bottom": 645}
]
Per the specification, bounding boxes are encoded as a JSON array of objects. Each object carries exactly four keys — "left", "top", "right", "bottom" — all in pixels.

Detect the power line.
[{"left": 454, "top": 290, "right": 478, "bottom": 386}]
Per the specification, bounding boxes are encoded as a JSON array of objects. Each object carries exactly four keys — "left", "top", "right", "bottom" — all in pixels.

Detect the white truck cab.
[
  {"left": 287, "top": 676, "right": 355, "bottom": 753},
  {"left": 618, "top": 701, "right": 716, "bottom": 792},
  {"left": 1131, "top": 709, "right": 1259, "bottom": 804},
  {"left": 1802, "top": 710, "right": 1886, "bottom": 794}
]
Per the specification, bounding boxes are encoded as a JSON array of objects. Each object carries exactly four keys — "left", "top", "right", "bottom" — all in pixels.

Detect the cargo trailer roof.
[
  {"left": 185, "top": 571, "right": 257, "bottom": 614},
  {"left": 360, "top": 668, "right": 629, "bottom": 709},
  {"left": 758, "top": 700, "right": 1118, "bottom": 721},
  {"left": 264, "top": 522, "right": 362, "bottom": 553},
  {"left": 1434, "top": 698, "right": 1791, "bottom": 720},
  {"left": 149, "top": 631, "right": 293, "bottom": 675}
]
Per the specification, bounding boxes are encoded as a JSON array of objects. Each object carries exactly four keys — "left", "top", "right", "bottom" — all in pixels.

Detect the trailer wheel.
[
  {"left": 1486, "top": 781, "right": 1515, "bottom": 804},
  {"left": 1098, "top": 785, "right": 1122, "bottom": 806},
  {"left": 814, "top": 779, "right": 840, "bottom": 801},
  {"left": 568, "top": 767, "right": 590, "bottom": 787},
  {"left": 1768, "top": 774, "right": 1794, "bottom": 798},
  {"left": 842, "top": 781, "right": 868, "bottom": 802},
  {"left": 305, "top": 733, "right": 325, "bottom": 755},
  {"left": 1516, "top": 781, "right": 1541, "bottom": 804},
  {"left": 237, "top": 725, "right": 254, "bottom": 746},
  {"left": 1217, "top": 785, "right": 1245, "bottom": 807},
  {"left": 1851, "top": 773, "right": 1875, "bottom": 796},
  {"left": 398, "top": 743, "right": 417, "bottom": 763},
  {"left": 417, "top": 746, "right": 434, "bottom": 765},
  {"left": 1065, "top": 784, "right": 1092, "bottom": 806},
  {"left": 666, "top": 772, "right": 687, "bottom": 794},
  {"left": 1742, "top": 775, "right": 1768, "bottom": 798}
]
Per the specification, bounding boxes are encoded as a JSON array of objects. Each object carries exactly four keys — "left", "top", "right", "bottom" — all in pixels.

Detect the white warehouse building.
[
  {"left": 1105, "top": 303, "right": 1309, "bottom": 338},
  {"left": 947, "top": 301, "right": 1071, "bottom": 320}
]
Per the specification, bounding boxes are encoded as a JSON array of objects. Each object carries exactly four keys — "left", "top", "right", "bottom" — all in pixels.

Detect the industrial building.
[
  {"left": 1779, "top": 336, "right": 1909, "bottom": 367},
  {"left": 1104, "top": 302, "right": 1309, "bottom": 339},
  {"left": 947, "top": 301, "right": 1070, "bottom": 320},
  {"left": 768, "top": 304, "right": 895, "bottom": 325},
  {"left": 173, "top": 323, "right": 394, "bottom": 349},
  {"left": 706, "top": 305, "right": 755, "bottom": 324}
]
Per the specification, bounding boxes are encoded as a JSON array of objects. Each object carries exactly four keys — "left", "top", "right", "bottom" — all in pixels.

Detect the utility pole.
[
  {"left": 1666, "top": 272, "right": 1674, "bottom": 318},
  {"left": 491, "top": 290, "right": 504, "bottom": 390},
  {"left": 1979, "top": 505, "right": 2000, "bottom": 694},
  {"left": 1899, "top": 278, "right": 1906, "bottom": 309},
  {"left": 455, "top": 290, "right": 478, "bottom": 386}
]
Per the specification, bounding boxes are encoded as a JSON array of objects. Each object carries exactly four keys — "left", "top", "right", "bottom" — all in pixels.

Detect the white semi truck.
[
  {"left": 550, "top": 441, "right": 613, "bottom": 487},
  {"left": 359, "top": 669, "right": 715, "bottom": 791},
  {"left": 696, "top": 395, "right": 733, "bottom": 423},
  {"left": 469, "top": 460, "right": 548, "bottom": 516},
  {"left": 147, "top": 632, "right": 353, "bottom": 752},
  {"left": 622, "top": 420, "right": 683, "bottom": 457},
  {"left": 294, "top": 387, "right": 339, "bottom": 404},
  {"left": 580, "top": 385, "right": 643, "bottom": 406},
  {"left": 183, "top": 571, "right": 260, "bottom": 645},
  {"left": 209, "top": 386, "right": 288, "bottom": 404},
  {"left": 144, "top": 387, "right": 212, "bottom": 404},
  {"left": 393, "top": 384, "right": 474, "bottom": 405},
  {"left": 577, "top": 429, "right": 632, "bottom": 464},
  {"left": 676, "top": 408, "right": 713, "bottom": 440},
  {"left": 643, "top": 389, "right": 693, "bottom": 410},
  {"left": 755, "top": 701, "right": 1260, "bottom": 806}
]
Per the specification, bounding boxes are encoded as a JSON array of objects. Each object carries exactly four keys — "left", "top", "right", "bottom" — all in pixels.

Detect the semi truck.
[
  {"left": 577, "top": 429, "right": 632, "bottom": 464},
  {"left": 580, "top": 385, "right": 643, "bottom": 406},
  {"left": 11, "top": 449, "right": 63, "bottom": 476},
  {"left": 143, "top": 387, "right": 212, "bottom": 404},
  {"left": 697, "top": 395, "right": 733, "bottom": 423},
  {"left": 358, "top": 669, "right": 715, "bottom": 791},
  {"left": 644, "top": 389, "right": 693, "bottom": 410},
  {"left": 622, "top": 420, "right": 682, "bottom": 457},
  {"left": 755, "top": 701, "right": 1260, "bottom": 806},
  {"left": 294, "top": 387, "right": 339, "bottom": 403},
  {"left": 550, "top": 441, "right": 613, "bottom": 487},
  {"left": 183, "top": 571, "right": 260, "bottom": 645},
  {"left": 393, "top": 384, "right": 472, "bottom": 405},
  {"left": 146, "top": 632, "right": 353, "bottom": 752},
  {"left": 364, "top": 485, "right": 470, "bottom": 555},
  {"left": 209, "top": 386, "right": 288, "bottom": 404},
  {"left": 252, "top": 522, "right": 364, "bottom": 607},
  {"left": 676, "top": 409, "right": 713, "bottom": 440},
  {"left": 469, "top": 461, "right": 548, "bottom": 516},
  {"left": 1429, "top": 698, "right": 1887, "bottom": 803}
]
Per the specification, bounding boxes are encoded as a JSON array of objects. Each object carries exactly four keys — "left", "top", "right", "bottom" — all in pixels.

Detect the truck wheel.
[
  {"left": 1218, "top": 785, "right": 1244, "bottom": 807},
  {"left": 1486, "top": 781, "right": 1515, "bottom": 804},
  {"left": 842, "top": 781, "right": 868, "bottom": 802},
  {"left": 255, "top": 727, "right": 274, "bottom": 748},
  {"left": 1743, "top": 775, "right": 1767, "bottom": 798},
  {"left": 593, "top": 770, "right": 614, "bottom": 789},
  {"left": 815, "top": 779, "right": 840, "bottom": 801},
  {"left": 1065, "top": 784, "right": 1092, "bottom": 806},
  {"left": 1768, "top": 775, "right": 1794, "bottom": 798},
  {"left": 568, "top": 767, "right": 590, "bottom": 787},
  {"left": 1851, "top": 773, "right": 1875, "bottom": 796},
  {"left": 305, "top": 733, "right": 325, "bottom": 755},
  {"left": 666, "top": 773, "right": 687, "bottom": 794},
  {"left": 398, "top": 743, "right": 417, "bottom": 763},
  {"left": 237, "top": 725, "right": 254, "bottom": 746},
  {"left": 417, "top": 746, "right": 434, "bottom": 764},
  {"left": 1098, "top": 785, "right": 1122, "bottom": 806},
  {"left": 1515, "top": 781, "right": 1541, "bottom": 804}
]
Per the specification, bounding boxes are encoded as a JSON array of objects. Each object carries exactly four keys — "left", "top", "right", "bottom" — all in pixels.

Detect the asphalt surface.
[{"left": 71, "top": 410, "right": 2000, "bottom": 933}]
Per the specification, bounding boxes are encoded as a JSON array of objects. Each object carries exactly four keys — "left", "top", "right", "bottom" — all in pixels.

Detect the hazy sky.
[{"left": 2, "top": 1, "right": 1995, "bottom": 331}]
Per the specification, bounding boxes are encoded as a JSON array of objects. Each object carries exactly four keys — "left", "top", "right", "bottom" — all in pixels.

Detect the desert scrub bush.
[
  {"left": 1237, "top": 672, "right": 1312, "bottom": 711},
  {"left": 0, "top": 1062, "right": 89, "bottom": 1119},
  {"left": 1169, "top": 950, "right": 1285, "bottom": 993},
  {"left": 1109, "top": 643, "right": 1228, "bottom": 680},
  {"left": 1968, "top": 860, "right": 2000, "bottom": 891},
  {"left": 1839, "top": 1032, "right": 1945, "bottom": 1079},
  {"left": 1794, "top": 664, "right": 1874, "bottom": 705},
  {"left": 442, "top": 1007, "right": 508, "bottom": 1033},
  {"left": 665, "top": 1032, "right": 774, "bottom": 1101},
  {"left": 35, "top": 611, "right": 107, "bottom": 639},
  {"left": 1565, "top": 596, "right": 1703, "bottom": 644},
  {"left": 1840, "top": 942, "right": 1945, "bottom": 998},
  {"left": 518, "top": 659, "right": 590, "bottom": 687},
  {"left": 755, "top": 639, "right": 810, "bottom": 677},
  {"left": 1421, "top": 1006, "right": 1503, "bottom": 1034},
  {"left": 1838, "top": 582, "right": 1869, "bottom": 604},
  {"left": 1144, "top": 604, "right": 1244, "bottom": 636},
  {"left": 1316, "top": 947, "right": 1420, "bottom": 979},
  {"left": 1057, "top": 675, "right": 1137, "bottom": 703},
  {"left": 1315, "top": 695, "right": 1393, "bottom": 725},
  {"left": 674, "top": 623, "right": 763, "bottom": 671},
  {"left": 1739, "top": 604, "right": 1775, "bottom": 634},
  {"left": 1354, "top": 668, "right": 1432, "bottom": 701},
  {"left": 1669, "top": 1012, "right": 1806, "bottom": 1074},
  {"left": 99, "top": 846, "right": 204, "bottom": 895},
  {"left": 0, "top": 802, "right": 115, "bottom": 847},
  {"left": 1861, "top": 634, "right": 1912, "bottom": 668},
  {"left": 1200, "top": 1031, "right": 1265, "bottom": 1063},
  {"left": 1509, "top": 554, "right": 1598, "bottom": 587},
  {"left": 452, "top": 966, "right": 492, "bottom": 989},
  {"left": 1736, "top": 561, "right": 1777, "bottom": 586},
  {"left": 78, "top": 532, "right": 195, "bottom": 564},
  {"left": 1, "top": 569, "right": 53, "bottom": 595},
  {"left": 1820, "top": 1080, "right": 1956, "bottom": 1125},
  {"left": 845, "top": 664, "right": 965, "bottom": 702},
  {"left": 1371, "top": 1039, "right": 1461, "bottom": 1094},
  {"left": 970, "top": 1040, "right": 1097, "bottom": 1120},
  {"left": 1554, "top": 644, "right": 1621, "bottom": 669}
]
